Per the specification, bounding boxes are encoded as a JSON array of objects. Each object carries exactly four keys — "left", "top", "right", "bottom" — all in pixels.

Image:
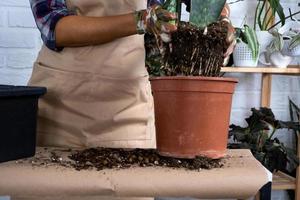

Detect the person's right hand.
[{"left": 134, "top": 4, "right": 177, "bottom": 42}]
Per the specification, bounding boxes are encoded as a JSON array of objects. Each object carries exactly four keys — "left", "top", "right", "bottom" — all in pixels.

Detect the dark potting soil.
[
  {"left": 146, "top": 21, "right": 229, "bottom": 77},
  {"left": 166, "top": 21, "right": 228, "bottom": 76},
  {"left": 68, "top": 148, "right": 224, "bottom": 171}
]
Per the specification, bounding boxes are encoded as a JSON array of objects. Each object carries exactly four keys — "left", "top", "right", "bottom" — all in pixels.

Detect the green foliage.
[
  {"left": 162, "top": 0, "right": 178, "bottom": 25},
  {"left": 289, "top": 98, "right": 300, "bottom": 153},
  {"left": 145, "top": 33, "right": 166, "bottom": 77},
  {"left": 267, "top": 28, "right": 284, "bottom": 53},
  {"left": 255, "top": 0, "right": 285, "bottom": 31},
  {"left": 229, "top": 107, "right": 300, "bottom": 173},
  {"left": 163, "top": 0, "right": 177, "bottom": 13},
  {"left": 235, "top": 25, "right": 260, "bottom": 61},
  {"left": 289, "top": 34, "right": 300, "bottom": 50},
  {"left": 189, "top": 0, "right": 226, "bottom": 28}
]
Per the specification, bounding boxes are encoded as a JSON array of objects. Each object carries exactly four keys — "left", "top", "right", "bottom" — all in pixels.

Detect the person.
[{"left": 28, "top": 0, "right": 234, "bottom": 149}]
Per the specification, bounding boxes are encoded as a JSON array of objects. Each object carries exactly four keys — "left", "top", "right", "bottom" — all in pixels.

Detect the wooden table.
[{"left": 0, "top": 148, "right": 271, "bottom": 200}]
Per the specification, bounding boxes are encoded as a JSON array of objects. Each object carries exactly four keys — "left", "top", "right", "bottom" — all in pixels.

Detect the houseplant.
[
  {"left": 146, "top": 0, "right": 238, "bottom": 159},
  {"left": 233, "top": 24, "right": 260, "bottom": 67},
  {"left": 228, "top": 107, "right": 300, "bottom": 173},
  {"left": 255, "top": 1, "right": 300, "bottom": 65},
  {"left": 281, "top": 21, "right": 300, "bottom": 57},
  {"left": 258, "top": 28, "right": 294, "bottom": 68},
  {"left": 254, "top": 0, "right": 285, "bottom": 32},
  {"left": 232, "top": 0, "right": 285, "bottom": 66},
  {"left": 254, "top": 0, "right": 285, "bottom": 56}
]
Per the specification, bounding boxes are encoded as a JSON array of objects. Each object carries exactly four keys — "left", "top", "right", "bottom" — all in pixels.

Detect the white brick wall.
[
  {"left": 0, "top": 1, "right": 299, "bottom": 199},
  {"left": 0, "top": 0, "right": 40, "bottom": 85}
]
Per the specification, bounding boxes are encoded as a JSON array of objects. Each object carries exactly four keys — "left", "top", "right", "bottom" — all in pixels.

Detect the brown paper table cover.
[{"left": 0, "top": 148, "right": 270, "bottom": 199}]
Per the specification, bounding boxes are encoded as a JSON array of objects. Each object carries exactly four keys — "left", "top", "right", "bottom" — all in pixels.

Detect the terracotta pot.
[{"left": 150, "top": 76, "right": 238, "bottom": 159}]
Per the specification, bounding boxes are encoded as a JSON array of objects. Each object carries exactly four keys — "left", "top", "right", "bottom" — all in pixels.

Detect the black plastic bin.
[{"left": 0, "top": 85, "right": 46, "bottom": 163}]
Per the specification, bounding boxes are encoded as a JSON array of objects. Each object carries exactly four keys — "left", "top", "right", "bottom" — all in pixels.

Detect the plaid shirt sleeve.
[
  {"left": 29, "top": 0, "right": 73, "bottom": 51},
  {"left": 148, "top": 0, "right": 165, "bottom": 6}
]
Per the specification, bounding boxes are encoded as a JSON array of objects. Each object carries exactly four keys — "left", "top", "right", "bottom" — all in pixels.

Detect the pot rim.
[{"left": 149, "top": 76, "right": 238, "bottom": 83}]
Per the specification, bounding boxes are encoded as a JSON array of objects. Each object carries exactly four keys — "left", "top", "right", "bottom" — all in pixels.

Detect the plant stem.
[
  {"left": 268, "top": 127, "right": 277, "bottom": 140},
  {"left": 267, "top": 10, "right": 300, "bottom": 31}
]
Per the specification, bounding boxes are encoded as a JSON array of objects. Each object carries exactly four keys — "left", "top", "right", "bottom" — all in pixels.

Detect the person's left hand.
[{"left": 134, "top": 4, "right": 177, "bottom": 42}]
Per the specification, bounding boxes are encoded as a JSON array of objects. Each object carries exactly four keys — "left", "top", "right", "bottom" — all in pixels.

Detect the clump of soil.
[
  {"left": 146, "top": 21, "right": 229, "bottom": 77},
  {"left": 68, "top": 148, "right": 224, "bottom": 171}
]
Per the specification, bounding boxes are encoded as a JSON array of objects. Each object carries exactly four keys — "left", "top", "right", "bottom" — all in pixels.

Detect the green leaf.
[
  {"left": 267, "top": 28, "right": 283, "bottom": 52},
  {"left": 245, "top": 108, "right": 269, "bottom": 132},
  {"left": 162, "top": 0, "right": 178, "bottom": 25},
  {"left": 256, "top": 0, "right": 265, "bottom": 30},
  {"left": 286, "top": 147, "right": 299, "bottom": 172},
  {"left": 243, "top": 25, "right": 260, "bottom": 61},
  {"left": 276, "top": 121, "right": 300, "bottom": 131},
  {"left": 163, "top": 0, "right": 177, "bottom": 13},
  {"left": 189, "top": 0, "right": 226, "bottom": 28},
  {"left": 268, "top": 0, "right": 285, "bottom": 27},
  {"left": 256, "top": 0, "right": 285, "bottom": 31},
  {"left": 229, "top": 107, "right": 300, "bottom": 172},
  {"left": 289, "top": 34, "right": 300, "bottom": 50},
  {"left": 229, "top": 124, "right": 249, "bottom": 142}
]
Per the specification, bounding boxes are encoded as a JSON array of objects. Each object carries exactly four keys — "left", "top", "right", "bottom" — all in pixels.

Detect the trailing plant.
[
  {"left": 266, "top": 28, "right": 284, "bottom": 54},
  {"left": 264, "top": 27, "right": 300, "bottom": 56},
  {"left": 286, "top": 29, "right": 300, "bottom": 51},
  {"left": 146, "top": 0, "right": 232, "bottom": 77},
  {"left": 229, "top": 107, "right": 300, "bottom": 173}
]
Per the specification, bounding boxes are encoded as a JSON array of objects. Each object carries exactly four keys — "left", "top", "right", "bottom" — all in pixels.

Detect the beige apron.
[{"left": 28, "top": 0, "right": 156, "bottom": 149}]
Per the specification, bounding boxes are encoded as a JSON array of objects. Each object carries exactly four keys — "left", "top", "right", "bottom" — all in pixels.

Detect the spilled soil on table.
[
  {"left": 23, "top": 148, "right": 224, "bottom": 171},
  {"left": 69, "top": 148, "right": 224, "bottom": 171}
]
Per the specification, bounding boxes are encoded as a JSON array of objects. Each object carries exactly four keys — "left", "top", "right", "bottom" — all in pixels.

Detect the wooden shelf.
[
  {"left": 221, "top": 66, "right": 300, "bottom": 74},
  {"left": 272, "top": 171, "right": 296, "bottom": 190}
]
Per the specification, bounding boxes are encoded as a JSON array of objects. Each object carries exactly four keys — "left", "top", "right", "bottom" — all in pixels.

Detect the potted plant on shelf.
[
  {"left": 233, "top": 24, "right": 260, "bottom": 67},
  {"left": 231, "top": 0, "right": 285, "bottom": 67},
  {"left": 259, "top": 28, "right": 294, "bottom": 68},
  {"left": 146, "top": 0, "right": 238, "bottom": 159},
  {"left": 254, "top": 0, "right": 285, "bottom": 58},
  {"left": 228, "top": 107, "right": 300, "bottom": 173},
  {"left": 255, "top": 1, "right": 300, "bottom": 66}
]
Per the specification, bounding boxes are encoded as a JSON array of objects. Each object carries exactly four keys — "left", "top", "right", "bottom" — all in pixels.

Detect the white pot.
[
  {"left": 256, "top": 31, "right": 274, "bottom": 53},
  {"left": 259, "top": 51, "right": 293, "bottom": 68},
  {"left": 233, "top": 42, "right": 258, "bottom": 67},
  {"left": 256, "top": 31, "right": 274, "bottom": 66}
]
